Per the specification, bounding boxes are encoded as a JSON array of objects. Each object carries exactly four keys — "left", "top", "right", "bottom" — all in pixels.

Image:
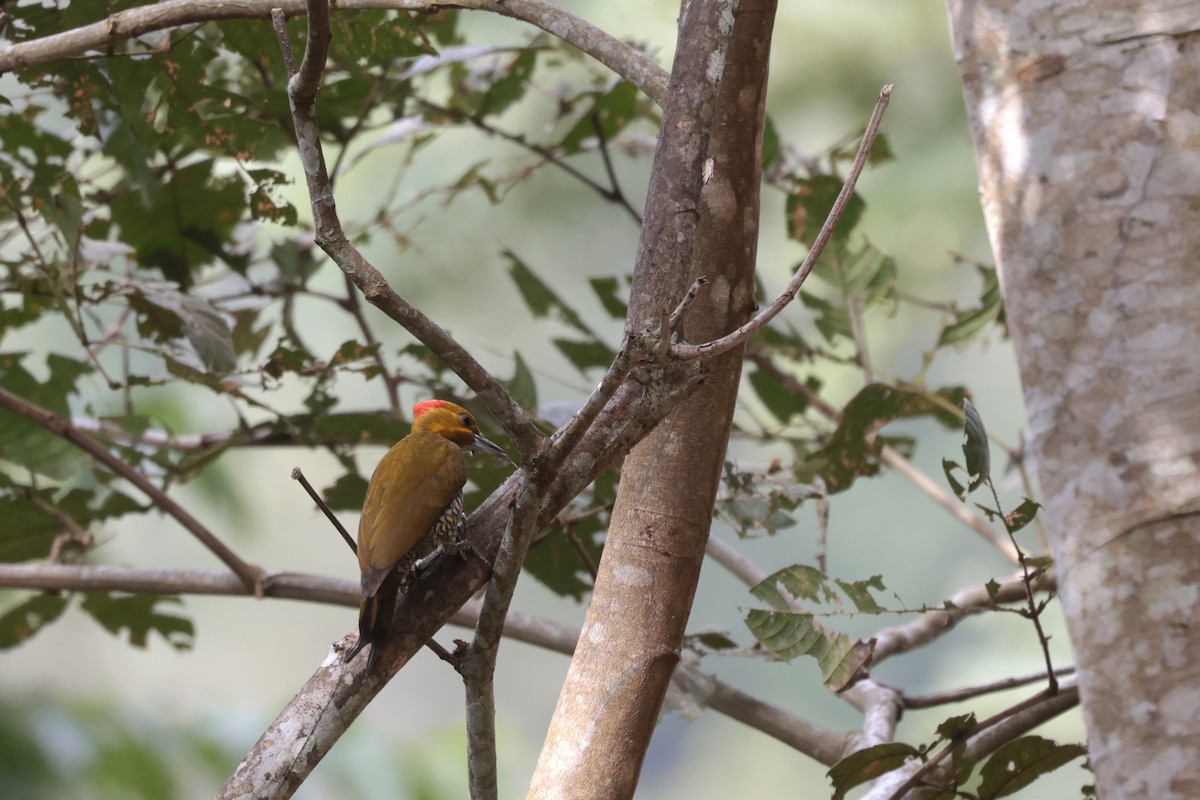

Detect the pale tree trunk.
[
  {"left": 947, "top": 2, "right": 1200, "bottom": 798},
  {"left": 526, "top": 0, "right": 774, "bottom": 797}
]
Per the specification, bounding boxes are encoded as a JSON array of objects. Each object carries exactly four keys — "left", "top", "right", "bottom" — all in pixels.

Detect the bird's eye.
[{"left": 461, "top": 413, "right": 473, "bottom": 428}]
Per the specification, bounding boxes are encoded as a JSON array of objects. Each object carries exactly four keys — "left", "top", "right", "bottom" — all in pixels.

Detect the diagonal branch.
[{"left": 0, "top": 387, "right": 264, "bottom": 592}]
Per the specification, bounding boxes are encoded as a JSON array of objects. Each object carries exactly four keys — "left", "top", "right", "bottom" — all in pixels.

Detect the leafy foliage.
[{"left": 0, "top": 5, "right": 1078, "bottom": 798}]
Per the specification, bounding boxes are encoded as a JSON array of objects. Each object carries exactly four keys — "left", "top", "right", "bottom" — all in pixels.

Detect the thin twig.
[
  {"left": 291, "top": 467, "right": 356, "bottom": 554},
  {"left": 986, "top": 476, "right": 1057, "bottom": 693},
  {"left": 462, "top": 477, "right": 542, "bottom": 800},
  {"left": 672, "top": 85, "right": 893, "bottom": 361},
  {"left": 905, "top": 665, "right": 1076, "bottom": 709},
  {"left": 589, "top": 110, "right": 643, "bottom": 224},
  {"left": 0, "top": 387, "right": 264, "bottom": 592}
]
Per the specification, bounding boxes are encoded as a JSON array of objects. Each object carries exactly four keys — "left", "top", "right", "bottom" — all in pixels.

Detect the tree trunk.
[
  {"left": 947, "top": 2, "right": 1200, "bottom": 797},
  {"left": 526, "top": 1, "right": 774, "bottom": 797}
]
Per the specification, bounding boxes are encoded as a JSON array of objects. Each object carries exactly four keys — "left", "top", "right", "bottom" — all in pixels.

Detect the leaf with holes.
[
  {"left": 744, "top": 608, "right": 874, "bottom": 691},
  {"left": 978, "top": 736, "right": 1088, "bottom": 799}
]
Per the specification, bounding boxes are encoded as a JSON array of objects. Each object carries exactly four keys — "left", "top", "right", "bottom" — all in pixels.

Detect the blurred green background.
[{"left": 0, "top": 1, "right": 1088, "bottom": 797}]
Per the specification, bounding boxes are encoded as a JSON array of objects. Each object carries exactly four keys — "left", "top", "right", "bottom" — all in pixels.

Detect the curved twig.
[{"left": 672, "top": 84, "right": 893, "bottom": 361}]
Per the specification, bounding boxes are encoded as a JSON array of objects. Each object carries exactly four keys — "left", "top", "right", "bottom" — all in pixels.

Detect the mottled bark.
[
  {"left": 947, "top": 2, "right": 1200, "bottom": 797},
  {"left": 526, "top": 1, "right": 775, "bottom": 797}
]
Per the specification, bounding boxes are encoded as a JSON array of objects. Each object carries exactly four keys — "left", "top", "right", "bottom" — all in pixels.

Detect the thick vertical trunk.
[
  {"left": 947, "top": 2, "right": 1200, "bottom": 797},
  {"left": 526, "top": 1, "right": 775, "bottom": 797}
]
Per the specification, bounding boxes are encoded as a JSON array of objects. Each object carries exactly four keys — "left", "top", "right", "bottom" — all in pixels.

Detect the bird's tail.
[{"left": 343, "top": 595, "right": 377, "bottom": 664}]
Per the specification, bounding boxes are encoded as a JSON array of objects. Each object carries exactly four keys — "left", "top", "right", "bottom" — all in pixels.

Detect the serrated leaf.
[
  {"left": 744, "top": 608, "right": 874, "bottom": 691},
  {"left": 828, "top": 742, "right": 920, "bottom": 800},
  {"left": 80, "top": 593, "right": 193, "bottom": 650},
  {"left": 0, "top": 594, "right": 70, "bottom": 649},
  {"left": 962, "top": 398, "right": 991, "bottom": 492},
  {"left": 978, "top": 736, "right": 1087, "bottom": 799},
  {"left": 835, "top": 575, "right": 887, "bottom": 613},
  {"left": 1004, "top": 498, "right": 1041, "bottom": 534}
]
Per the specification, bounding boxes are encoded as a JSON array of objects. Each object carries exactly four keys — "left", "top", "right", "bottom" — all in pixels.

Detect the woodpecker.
[{"left": 345, "top": 399, "right": 513, "bottom": 667}]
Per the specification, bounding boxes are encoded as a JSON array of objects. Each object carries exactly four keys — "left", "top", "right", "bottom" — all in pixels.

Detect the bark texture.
[
  {"left": 947, "top": 2, "right": 1200, "bottom": 797},
  {"left": 526, "top": 0, "right": 775, "bottom": 797}
]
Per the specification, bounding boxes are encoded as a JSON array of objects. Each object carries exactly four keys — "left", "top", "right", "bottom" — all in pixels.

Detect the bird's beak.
[{"left": 470, "top": 433, "right": 516, "bottom": 466}]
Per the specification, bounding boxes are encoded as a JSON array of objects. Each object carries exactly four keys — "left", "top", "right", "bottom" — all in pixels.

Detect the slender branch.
[
  {"left": 589, "top": 110, "right": 643, "bottom": 225},
  {"left": 0, "top": 0, "right": 669, "bottom": 107},
  {"left": 461, "top": 477, "right": 542, "bottom": 800},
  {"left": 0, "top": 563, "right": 355, "bottom": 606},
  {"left": 874, "top": 679, "right": 1079, "bottom": 800},
  {"left": 986, "top": 475, "right": 1057, "bottom": 693},
  {"left": 0, "top": 387, "right": 264, "bottom": 592},
  {"left": 671, "top": 84, "right": 893, "bottom": 361},
  {"left": 871, "top": 571, "right": 1056, "bottom": 663},
  {"left": 0, "top": 560, "right": 850, "bottom": 765},
  {"left": 905, "top": 665, "right": 1076, "bottom": 709},
  {"left": 291, "top": 467, "right": 356, "bottom": 554}
]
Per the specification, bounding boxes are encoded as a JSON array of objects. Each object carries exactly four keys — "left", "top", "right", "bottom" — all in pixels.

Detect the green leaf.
[
  {"left": 0, "top": 594, "right": 70, "bottom": 649},
  {"left": 0, "top": 477, "right": 142, "bottom": 563},
  {"left": 828, "top": 742, "right": 920, "bottom": 800},
  {"left": 938, "top": 263, "right": 1005, "bottom": 347},
  {"left": 936, "top": 712, "right": 978, "bottom": 741},
  {"left": 504, "top": 352, "right": 538, "bottom": 410},
  {"left": 835, "top": 576, "right": 887, "bottom": 614},
  {"left": 750, "top": 565, "right": 888, "bottom": 614},
  {"left": 80, "top": 593, "right": 194, "bottom": 650},
  {"left": 109, "top": 160, "right": 248, "bottom": 287},
  {"left": 0, "top": 353, "right": 93, "bottom": 479},
  {"left": 321, "top": 472, "right": 370, "bottom": 512},
  {"left": 504, "top": 250, "right": 591, "bottom": 335},
  {"left": 588, "top": 276, "right": 628, "bottom": 319},
  {"left": 748, "top": 366, "right": 803, "bottom": 424},
  {"left": 1004, "top": 498, "right": 1041, "bottom": 534},
  {"left": 809, "top": 383, "right": 968, "bottom": 493},
  {"left": 978, "top": 736, "right": 1087, "bottom": 799},
  {"left": 943, "top": 458, "right": 967, "bottom": 501},
  {"left": 744, "top": 608, "right": 874, "bottom": 691},
  {"left": 560, "top": 81, "right": 641, "bottom": 154},
  {"left": 786, "top": 174, "right": 866, "bottom": 247},
  {"left": 799, "top": 290, "right": 852, "bottom": 344},
  {"left": 554, "top": 338, "right": 615, "bottom": 373},
  {"left": 962, "top": 398, "right": 991, "bottom": 492},
  {"left": 985, "top": 578, "right": 1001, "bottom": 600}
]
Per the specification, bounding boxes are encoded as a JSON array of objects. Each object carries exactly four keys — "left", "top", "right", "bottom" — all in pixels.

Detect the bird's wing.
[{"left": 357, "top": 433, "right": 467, "bottom": 598}]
